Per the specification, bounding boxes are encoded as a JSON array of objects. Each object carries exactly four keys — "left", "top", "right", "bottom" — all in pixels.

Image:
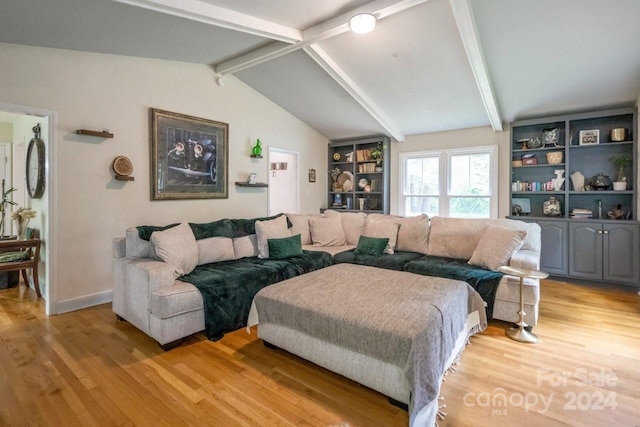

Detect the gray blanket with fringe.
[{"left": 254, "top": 264, "right": 487, "bottom": 426}]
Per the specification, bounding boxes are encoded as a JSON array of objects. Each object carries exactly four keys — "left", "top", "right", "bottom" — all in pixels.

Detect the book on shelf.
[{"left": 356, "top": 149, "right": 372, "bottom": 161}]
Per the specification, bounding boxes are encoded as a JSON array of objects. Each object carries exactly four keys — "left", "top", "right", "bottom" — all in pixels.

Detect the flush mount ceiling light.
[{"left": 349, "top": 13, "right": 377, "bottom": 34}]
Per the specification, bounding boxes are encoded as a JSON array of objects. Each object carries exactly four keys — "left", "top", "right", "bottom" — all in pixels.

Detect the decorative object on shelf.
[
  {"left": 611, "top": 154, "right": 632, "bottom": 190},
  {"left": 543, "top": 196, "right": 562, "bottom": 216},
  {"left": 542, "top": 128, "right": 559, "bottom": 146},
  {"left": 248, "top": 173, "right": 257, "bottom": 185},
  {"left": 330, "top": 167, "right": 341, "bottom": 191},
  {"left": 570, "top": 171, "right": 585, "bottom": 191},
  {"left": 345, "top": 152, "right": 353, "bottom": 162},
  {"left": 358, "top": 178, "right": 368, "bottom": 190},
  {"left": 521, "top": 153, "right": 537, "bottom": 165},
  {"left": 364, "top": 184, "right": 371, "bottom": 192},
  {"left": 308, "top": 169, "right": 316, "bottom": 183},
  {"left": 511, "top": 198, "right": 531, "bottom": 215},
  {"left": 591, "top": 173, "right": 612, "bottom": 190},
  {"left": 369, "top": 142, "right": 385, "bottom": 167},
  {"left": 595, "top": 199, "right": 603, "bottom": 219},
  {"left": 76, "top": 129, "right": 114, "bottom": 138},
  {"left": 610, "top": 128, "right": 628, "bottom": 142},
  {"left": 516, "top": 138, "right": 530, "bottom": 149},
  {"left": 346, "top": 197, "right": 353, "bottom": 209},
  {"left": 512, "top": 160, "right": 523, "bottom": 167},
  {"left": 358, "top": 197, "right": 366, "bottom": 211},
  {"left": 151, "top": 108, "right": 228, "bottom": 200},
  {"left": 527, "top": 137, "right": 543, "bottom": 149},
  {"left": 552, "top": 170, "right": 565, "bottom": 191},
  {"left": 11, "top": 207, "right": 36, "bottom": 240},
  {"left": 337, "top": 171, "right": 353, "bottom": 192},
  {"left": 252, "top": 139, "right": 263, "bottom": 157},
  {"left": 607, "top": 204, "right": 625, "bottom": 220},
  {"left": 546, "top": 151, "right": 563, "bottom": 165},
  {"left": 0, "top": 181, "right": 16, "bottom": 237},
  {"left": 27, "top": 124, "right": 46, "bottom": 199},
  {"left": 579, "top": 129, "right": 599, "bottom": 145},
  {"left": 333, "top": 193, "right": 342, "bottom": 207},
  {"left": 112, "top": 155, "right": 134, "bottom": 181},
  {"left": 333, "top": 152, "right": 341, "bottom": 161}
]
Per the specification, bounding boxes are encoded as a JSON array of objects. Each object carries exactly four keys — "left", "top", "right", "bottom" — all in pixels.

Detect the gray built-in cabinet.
[
  {"left": 510, "top": 107, "right": 639, "bottom": 287},
  {"left": 327, "top": 136, "right": 390, "bottom": 214}
]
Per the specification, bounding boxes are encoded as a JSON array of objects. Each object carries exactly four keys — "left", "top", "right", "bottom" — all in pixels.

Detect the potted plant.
[
  {"left": 370, "top": 142, "right": 385, "bottom": 171},
  {"left": 610, "top": 154, "right": 632, "bottom": 190}
]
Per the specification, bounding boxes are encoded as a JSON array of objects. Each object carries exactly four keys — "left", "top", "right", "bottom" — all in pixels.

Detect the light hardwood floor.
[{"left": 1, "top": 279, "right": 639, "bottom": 427}]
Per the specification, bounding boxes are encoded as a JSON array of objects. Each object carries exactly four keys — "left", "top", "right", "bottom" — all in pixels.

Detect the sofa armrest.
[
  {"left": 113, "top": 237, "right": 126, "bottom": 258},
  {"left": 509, "top": 249, "right": 540, "bottom": 271}
]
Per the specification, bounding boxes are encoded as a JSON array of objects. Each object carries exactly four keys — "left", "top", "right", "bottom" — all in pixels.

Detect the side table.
[{"left": 498, "top": 265, "right": 548, "bottom": 344}]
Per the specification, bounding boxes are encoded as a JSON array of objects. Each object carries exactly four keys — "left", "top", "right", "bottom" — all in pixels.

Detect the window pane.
[
  {"left": 449, "top": 197, "right": 490, "bottom": 218},
  {"left": 449, "top": 153, "right": 490, "bottom": 196},
  {"left": 404, "top": 157, "right": 439, "bottom": 195},
  {"left": 404, "top": 196, "right": 439, "bottom": 217}
]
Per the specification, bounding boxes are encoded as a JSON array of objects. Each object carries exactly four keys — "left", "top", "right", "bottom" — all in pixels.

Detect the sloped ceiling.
[{"left": 1, "top": 0, "right": 639, "bottom": 141}]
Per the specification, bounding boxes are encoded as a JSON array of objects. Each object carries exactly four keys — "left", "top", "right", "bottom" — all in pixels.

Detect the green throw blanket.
[
  {"left": 178, "top": 251, "right": 333, "bottom": 340},
  {"left": 333, "top": 250, "right": 424, "bottom": 271},
  {"left": 404, "top": 255, "right": 503, "bottom": 318}
]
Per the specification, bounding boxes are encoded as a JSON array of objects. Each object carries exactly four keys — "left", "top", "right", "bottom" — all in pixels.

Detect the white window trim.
[{"left": 399, "top": 144, "right": 498, "bottom": 218}]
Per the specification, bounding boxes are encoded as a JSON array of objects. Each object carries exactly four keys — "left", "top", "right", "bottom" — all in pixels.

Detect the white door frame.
[
  {"left": 267, "top": 147, "right": 300, "bottom": 215},
  {"left": 0, "top": 102, "right": 56, "bottom": 316}
]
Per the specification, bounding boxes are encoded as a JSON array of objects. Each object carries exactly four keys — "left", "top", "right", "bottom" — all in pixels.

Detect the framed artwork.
[
  {"left": 151, "top": 108, "right": 228, "bottom": 200},
  {"left": 308, "top": 168, "right": 316, "bottom": 183},
  {"left": 579, "top": 129, "right": 599, "bottom": 145},
  {"left": 542, "top": 128, "right": 559, "bottom": 146}
]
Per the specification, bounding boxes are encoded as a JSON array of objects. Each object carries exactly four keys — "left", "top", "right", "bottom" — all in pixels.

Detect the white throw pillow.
[
  {"left": 255, "top": 215, "right": 290, "bottom": 258},
  {"left": 324, "top": 210, "right": 367, "bottom": 245},
  {"left": 362, "top": 220, "right": 400, "bottom": 254},
  {"left": 150, "top": 222, "right": 198, "bottom": 278},
  {"left": 196, "top": 236, "right": 235, "bottom": 265},
  {"left": 233, "top": 234, "right": 259, "bottom": 259},
  {"left": 309, "top": 216, "right": 346, "bottom": 246},
  {"left": 286, "top": 213, "right": 324, "bottom": 245},
  {"left": 369, "top": 214, "right": 430, "bottom": 254},
  {"left": 468, "top": 225, "right": 527, "bottom": 271}
]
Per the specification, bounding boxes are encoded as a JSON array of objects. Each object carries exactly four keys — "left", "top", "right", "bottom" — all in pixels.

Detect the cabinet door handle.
[
  {"left": 598, "top": 230, "right": 603, "bottom": 234},
  {"left": 603, "top": 230, "right": 609, "bottom": 235}
]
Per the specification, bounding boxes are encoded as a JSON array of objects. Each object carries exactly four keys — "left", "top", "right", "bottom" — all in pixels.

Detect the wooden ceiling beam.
[{"left": 448, "top": 0, "right": 503, "bottom": 131}]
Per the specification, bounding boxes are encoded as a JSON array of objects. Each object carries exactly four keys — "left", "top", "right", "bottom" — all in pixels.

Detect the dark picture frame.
[
  {"left": 308, "top": 168, "right": 316, "bottom": 183},
  {"left": 579, "top": 129, "right": 599, "bottom": 145},
  {"left": 151, "top": 108, "right": 228, "bottom": 200}
]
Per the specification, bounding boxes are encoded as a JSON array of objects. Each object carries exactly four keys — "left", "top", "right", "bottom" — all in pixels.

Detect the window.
[{"left": 400, "top": 145, "right": 497, "bottom": 218}]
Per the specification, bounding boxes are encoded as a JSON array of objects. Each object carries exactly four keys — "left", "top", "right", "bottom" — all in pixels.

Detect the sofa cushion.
[
  {"left": 369, "top": 213, "right": 430, "bottom": 254},
  {"left": 309, "top": 216, "right": 346, "bottom": 246},
  {"left": 302, "top": 244, "right": 356, "bottom": 256},
  {"left": 256, "top": 215, "right": 290, "bottom": 259},
  {"left": 150, "top": 222, "right": 198, "bottom": 277},
  {"left": 325, "top": 210, "right": 367, "bottom": 245},
  {"left": 125, "top": 227, "right": 158, "bottom": 259},
  {"left": 362, "top": 220, "right": 400, "bottom": 254},
  {"left": 197, "top": 236, "right": 235, "bottom": 265},
  {"left": 233, "top": 234, "right": 258, "bottom": 259},
  {"left": 427, "top": 217, "right": 487, "bottom": 259},
  {"left": 150, "top": 281, "right": 203, "bottom": 319},
  {"left": 268, "top": 234, "right": 304, "bottom": 259},
  {"left": 468, "top": 226, "right": 527, "bottom": 271},
  {"left": 354, "top": 236, "right": 389, "bottom": 256},
  {"left": 286, "top": 213, "right": 323, "bottom": 245}
]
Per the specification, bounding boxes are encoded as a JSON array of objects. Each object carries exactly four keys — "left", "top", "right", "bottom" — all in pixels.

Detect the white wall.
[
  {"left": 0, "top": 42, "right": 328, "bottom": 312},
  {"left": 390, "top": 124, "right": 511, "bottom": 217}
]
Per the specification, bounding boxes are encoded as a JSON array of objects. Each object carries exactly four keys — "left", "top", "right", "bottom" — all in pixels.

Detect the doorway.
[
  {"left": 267, "top": 148, "right": 299, "bottom": 215},
  {"left": 0, "top": 104, "right": 54, "bottom": 315}
]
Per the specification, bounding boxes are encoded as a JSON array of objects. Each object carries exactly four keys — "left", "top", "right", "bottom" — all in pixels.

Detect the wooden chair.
[{"left": 0, "top": 229, "right": 41, "bottom": 297}]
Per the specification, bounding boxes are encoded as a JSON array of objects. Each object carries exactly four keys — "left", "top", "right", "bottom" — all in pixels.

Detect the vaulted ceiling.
[{"left": 2, "top": 0, "right": 639, "bottom": 141}]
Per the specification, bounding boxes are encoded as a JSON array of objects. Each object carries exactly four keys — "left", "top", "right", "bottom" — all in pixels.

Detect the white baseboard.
[{"left": 51, "top": 290, "right": 113, "bottom": 314}]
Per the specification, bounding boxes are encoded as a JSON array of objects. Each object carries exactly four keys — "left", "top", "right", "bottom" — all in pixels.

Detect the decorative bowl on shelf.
[
  {"left": 527, "top": 137, "right": 543, "bottom": 149},
  {"left": 591, "top": 173, "right": 611, "bottom": 190}
]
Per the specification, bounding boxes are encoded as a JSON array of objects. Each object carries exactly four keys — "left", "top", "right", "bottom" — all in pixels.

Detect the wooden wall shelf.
[
  {"left": 115, "top": 175, "right": 134, "bottom": 181},
  {"left": 235, "top": 182, "right": 268, "bottom": 188},
  {"left": 250, "top": 155, "right": 263, "bottom": 159},
  {"left": 76, "top": 129, "right": 114, "bottom": 138}
]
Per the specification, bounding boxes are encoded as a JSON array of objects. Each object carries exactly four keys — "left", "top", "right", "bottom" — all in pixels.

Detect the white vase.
[
  {"left": 570, "top": 171, "right": 585, "bottom": 192},
  {"left": 613, "top": 181, "right": 627, "bottom": 191}
]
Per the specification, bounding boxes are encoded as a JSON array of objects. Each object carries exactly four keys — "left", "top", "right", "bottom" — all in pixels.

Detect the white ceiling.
[{"left": 1, "top": 0, "right": 639, "bottom": 141}]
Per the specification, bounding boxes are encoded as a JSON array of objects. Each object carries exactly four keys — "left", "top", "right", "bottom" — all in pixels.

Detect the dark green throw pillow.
[
  {"left": 354, "top": 235, "right": 389, "bottom": 256},
  {"left": 268, "top": 234, "right": 303, "bottom": 259}
]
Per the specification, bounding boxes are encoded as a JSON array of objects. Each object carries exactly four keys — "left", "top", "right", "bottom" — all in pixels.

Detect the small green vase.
[{"left": 252, "top": 139, "right": 262, "bottom": 156}]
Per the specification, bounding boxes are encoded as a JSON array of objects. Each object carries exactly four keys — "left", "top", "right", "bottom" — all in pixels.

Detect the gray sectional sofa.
[{"left": 112, "top": 211, "right": 541, "bottom": 348}]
